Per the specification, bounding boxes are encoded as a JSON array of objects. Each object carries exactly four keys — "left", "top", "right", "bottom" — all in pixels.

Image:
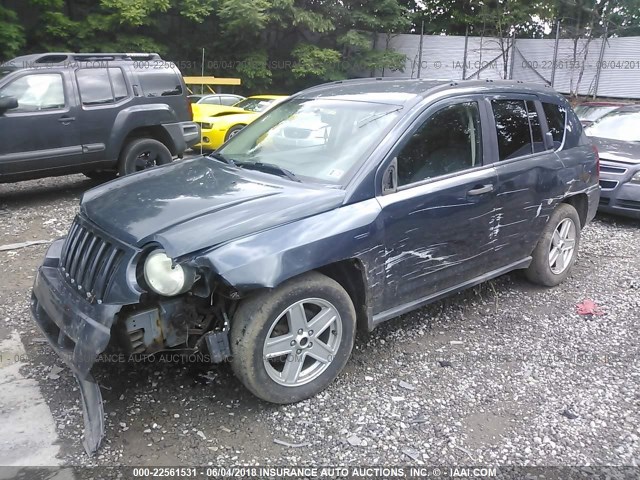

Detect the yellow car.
[{"left": 194, "top": 95, "right": 287, "bottom": 150}]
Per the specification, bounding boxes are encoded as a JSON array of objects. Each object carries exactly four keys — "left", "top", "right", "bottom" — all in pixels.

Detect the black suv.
[
  {"left": 31, "top": 79, "right": 599, "bottom": 454},
  {"left": 0, "top": 52, "right": 199, "bottom": 182}
]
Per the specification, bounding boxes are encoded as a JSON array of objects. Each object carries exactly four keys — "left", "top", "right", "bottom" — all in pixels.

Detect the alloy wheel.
[
  {"left": 262, "top": 298, "right": 342, "bottom": 387},
  {"left": 548, "top": 217, "right": 577, "bottom": 274}
]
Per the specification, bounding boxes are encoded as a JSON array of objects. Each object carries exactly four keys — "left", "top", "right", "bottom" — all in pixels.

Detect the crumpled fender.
[{"left": 193, "top": 198, "right": 383, "bottom": 293}]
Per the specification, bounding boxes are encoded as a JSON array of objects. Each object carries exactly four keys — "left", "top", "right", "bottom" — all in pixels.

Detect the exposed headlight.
[
  {"left": 143, "top": 250, "right": 195, "bottom": 296},
  {"left": 631, "top": 171, "right": 640, "bottom": 184}
]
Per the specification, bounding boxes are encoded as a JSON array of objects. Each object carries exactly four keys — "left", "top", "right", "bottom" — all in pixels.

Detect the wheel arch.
[
  {"left": 119, "top": 126, "right": 178, "bottom": 157},
  {"left": 562, "top": 192, "right": 588, "bottom": 227},
  {"left": 315, "top": 259, "right": 370, "bottom": 333}
]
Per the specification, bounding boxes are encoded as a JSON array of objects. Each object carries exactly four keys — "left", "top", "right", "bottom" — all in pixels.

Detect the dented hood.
[{"left": 80, "top": 156, "right": 345, "bottom": 257}]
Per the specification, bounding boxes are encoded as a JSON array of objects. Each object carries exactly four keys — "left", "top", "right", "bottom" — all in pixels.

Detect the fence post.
[
  {"left": 417, "top": 19, "right": 424, "bottom": 78},
  {"left": 462, "top": 26, "right": 469, "bottom": 80},
  {"left": 551, "top": 19, "right": 560, "bottom": 87},
  {"left": 593, "top": 20, "right": 608, "bottom": 99},
  {"left": 509, "top": 37, "right": 516, "bottom": 79}
]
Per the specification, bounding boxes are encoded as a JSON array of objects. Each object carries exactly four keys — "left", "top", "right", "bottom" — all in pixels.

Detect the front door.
[
  {"left": 377, "top": 98, "right": 500, "bottom": 312},
  {"left": 0, "top": 71, "right": 81, "bottom": 177}
]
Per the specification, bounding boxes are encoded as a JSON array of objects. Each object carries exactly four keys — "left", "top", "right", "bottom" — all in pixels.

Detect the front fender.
[{"left": 193, "top": 198, "right": 385, "bottom": 296}]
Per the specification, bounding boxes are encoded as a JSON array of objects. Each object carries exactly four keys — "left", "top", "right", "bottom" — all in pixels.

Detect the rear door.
[
  {"left": 486, "top": 95, "right": 566, "bottom": 264},
  {"left": 73, "top": 66, "right": 132, "bottom": 165},
  {"left": 0, "top": 71, "right": 81, "bottom": 177},
  {"left": 377, "top": 96, "right": 500, "bottom": 311}
]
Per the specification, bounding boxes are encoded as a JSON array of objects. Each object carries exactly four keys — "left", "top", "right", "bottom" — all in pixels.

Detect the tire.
[
  {"left": 84, "top": 170, "right": 117, "bottom": 182},
  {"left": 525, "top": 203, "right": 581, "bottom": 287},
  {"left": 230, "top": 271, "right": 356, "bottom": 404},
  {"left": 224, "top": 125, "right": 245, "bottom": 142},
  {"left": 118, "top": 138, "right": 173, "bottom": 176}
]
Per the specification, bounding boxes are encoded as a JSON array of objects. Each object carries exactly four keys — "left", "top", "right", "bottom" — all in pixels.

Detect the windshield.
[
  {"left": 234, "top": 97, "right": 278, "bottom": 112},
  {"left": 574, "top": 105, "right": 620, "bottom": 122},
  {"left": 217, "top": 98, "right": 403, "bottom": 184},
  {"left": 585, "top": 109, "right": 640, "bottom": 142}
]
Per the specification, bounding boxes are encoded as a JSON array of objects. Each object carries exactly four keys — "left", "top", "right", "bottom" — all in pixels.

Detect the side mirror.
[
  {"left": 0, "top": 96, "right": 18, "bottom": 115},
  {"left": 382, "top": 157, "right": 398, "bottom": 195}
]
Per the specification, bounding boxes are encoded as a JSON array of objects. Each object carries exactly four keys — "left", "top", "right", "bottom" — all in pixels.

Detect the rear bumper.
[
  {"left": 585, "top": 185, "right": 600, "bottom": 224},
  {"left": 162, "top": 121, "right": 201, "bottom": 153},
  {"left": 598, "top": 162, "right": 640, "bottom": 219},
  {"left": 31, "top": 239, "right": 122, "bottom": 378}
]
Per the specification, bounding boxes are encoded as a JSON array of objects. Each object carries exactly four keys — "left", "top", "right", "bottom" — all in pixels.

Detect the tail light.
[
  {"left": 592, "top": 144, "right": 600, "bottom": 179},
  {"left": 187, "top": 97, "right": 193, "bottom": 121}
]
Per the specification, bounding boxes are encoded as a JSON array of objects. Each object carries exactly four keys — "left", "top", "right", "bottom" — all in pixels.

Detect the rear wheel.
[
  {"left": 230, "top": 272, "right": 356, "bottom": 404},
  {"left": 525, "top": 203, "right": 581, "bottom": 286},
  {"left": 118, "top": 138, "right": 173, "bottom": 176}
]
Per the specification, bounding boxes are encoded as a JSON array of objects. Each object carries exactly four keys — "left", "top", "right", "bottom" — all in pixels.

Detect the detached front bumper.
[{"left": 30, "top": 238, "right": 122, "bottom": 455}]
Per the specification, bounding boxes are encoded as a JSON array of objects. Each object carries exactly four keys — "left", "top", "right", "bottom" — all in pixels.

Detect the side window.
[
  {"left": 492, "top": 100, "right": 533, "bottom": 160},
  {"left": 0, "top": 73, "right": 65, "bottom": 112},
  {"left": 397, "top": 101, "right": 482, "bottom": 186},
  {"left": 76, "top": 67, "right": 128, "bottom": 106},
  {"left": 526, "top": 100, "right": 545, "bottom": 153},
  {"left": 110, "top": 68, "right": 128, "bottom": 101},
  {"left": 137, "top": 69, "right": 183, "bottom": 97},
  {"left": 542, "top": 102, "right": 567, "bottom": 149}
]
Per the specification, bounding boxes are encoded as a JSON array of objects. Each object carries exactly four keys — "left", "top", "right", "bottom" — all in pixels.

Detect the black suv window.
[
  {"left": 76, "top": 68, "right": 128, "bottom": 106},
  {"left": 137, "top": 69, "right": 183, "bottom": 97},
  {"left": 492, "top": 99, "right": 550, "bottom": 160},
  {"left": 542, "top": 102, "right": 567, "bottom": 149},
  {"left": 397, "top": 101, "right": 482, "bottom": 186},
  {"left": 0, "top": 73, "right": 65, "bottom": 112}
]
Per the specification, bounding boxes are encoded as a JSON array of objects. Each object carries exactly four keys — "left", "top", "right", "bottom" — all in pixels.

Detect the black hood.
[
  {"left": 592, "top": 137, "right": 640, "bottom": 164},
  {"left": 80, "top": 157, "right": 345, "bottom": 257}
]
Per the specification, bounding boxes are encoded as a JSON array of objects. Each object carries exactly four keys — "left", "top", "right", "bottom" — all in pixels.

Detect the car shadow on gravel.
[{"left": 0, "top": 175, "right": 102, "bottom": 207}]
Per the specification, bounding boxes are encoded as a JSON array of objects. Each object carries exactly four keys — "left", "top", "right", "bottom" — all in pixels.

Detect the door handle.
[
  {"left": 467, "top": 184, "right": 494, "bottom": 196},
  {"left": 58, "top": 116, "right": 75, "bottom": 124}
]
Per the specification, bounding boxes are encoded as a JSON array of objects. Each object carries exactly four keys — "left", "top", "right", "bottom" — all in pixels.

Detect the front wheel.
[
  {"left": 224, "top": 124, "right": 245, "bottom": 142},
  {"left": 230, "top": 272, "right": 356, "bottom": 404},
  {"left": 118, "top": 138, "right": 173, "bottom": 176},
  {"left": 525, "top": 203, "right": 581, "bottom": 287}
]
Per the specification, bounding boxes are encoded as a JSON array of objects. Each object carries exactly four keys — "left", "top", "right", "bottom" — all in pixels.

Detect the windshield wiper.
[
  {"left": 208, "top": 152, "right": 237, "bottom": 167},
  {"left": 240, "top": 162, "right": 301, "bottom": 182}
]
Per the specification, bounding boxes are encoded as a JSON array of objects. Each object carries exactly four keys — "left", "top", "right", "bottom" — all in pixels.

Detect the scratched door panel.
[
  {"left": 488, "top": 97, "right": 566, "bottom": 265},
  {"left": 378, "top": 166, "right": 499, "bottom": 310},
  {"left": 493, "top": 153, "right": 565, "bottom": 263}
]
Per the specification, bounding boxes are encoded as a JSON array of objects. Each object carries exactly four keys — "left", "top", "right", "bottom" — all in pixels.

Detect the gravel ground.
[{"left": 1, "top": 173, "right": 639, "bottom": 467}]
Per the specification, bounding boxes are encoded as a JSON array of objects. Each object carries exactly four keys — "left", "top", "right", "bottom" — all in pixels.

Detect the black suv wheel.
[{"left": 118, "top": 138, "right": 173, "bottom": 175}]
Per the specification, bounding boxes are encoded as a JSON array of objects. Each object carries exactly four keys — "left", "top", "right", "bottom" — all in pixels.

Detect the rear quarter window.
[
  {"left": 542, "top": 102, "right": 567, "bottom": 149},
  {"left": 137, "top": 69, "right": 183, "bottom": 97}
]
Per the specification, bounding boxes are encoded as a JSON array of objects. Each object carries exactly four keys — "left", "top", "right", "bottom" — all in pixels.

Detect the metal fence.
[{"left": 376, "top": 32, "right": 640, "bottom": 99}]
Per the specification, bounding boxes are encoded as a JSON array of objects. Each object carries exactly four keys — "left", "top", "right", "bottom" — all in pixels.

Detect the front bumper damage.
[{"left": 30, "top": 239, "right": 122, "bottom": 455}]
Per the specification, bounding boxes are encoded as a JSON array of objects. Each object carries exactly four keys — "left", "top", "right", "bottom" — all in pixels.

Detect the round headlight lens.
[{"left": 143, "top": 250, "right": 193, "bottom": 296}]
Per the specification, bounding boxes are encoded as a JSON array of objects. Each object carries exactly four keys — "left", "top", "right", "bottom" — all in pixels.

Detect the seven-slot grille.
[{"left": 59, "top": 218, "right": 124, "bottom": 302}]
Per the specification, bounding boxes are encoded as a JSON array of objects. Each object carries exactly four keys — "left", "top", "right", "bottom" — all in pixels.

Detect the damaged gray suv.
[{"left": 31, "top": 78, "right": 599, "bottom": 454}]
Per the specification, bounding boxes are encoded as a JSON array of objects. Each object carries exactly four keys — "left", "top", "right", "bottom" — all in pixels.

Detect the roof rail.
[
  {"left": 71, "top": 53, "right": 162, "bottom": 61},
  {"left": 8, "top": 52, "right": 162, "bottom": 65}
]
